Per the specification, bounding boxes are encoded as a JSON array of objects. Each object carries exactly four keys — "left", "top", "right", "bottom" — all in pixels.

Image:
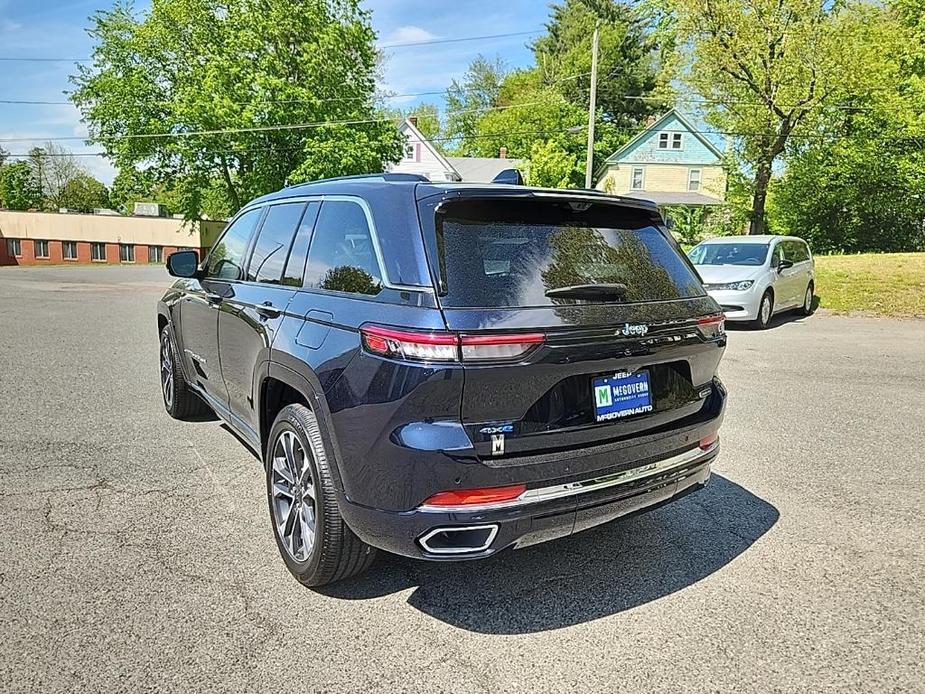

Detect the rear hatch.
[{"left": 418, "top": 192, "right": 726, "bottom": 461}]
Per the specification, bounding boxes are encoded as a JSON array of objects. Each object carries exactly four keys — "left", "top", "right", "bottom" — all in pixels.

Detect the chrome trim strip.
[
  {"left": 418, "top": 443, "right": 716, "bottom": 514},
  {"left": 417, "top": 524, "right": 499, "bottom": 554}
]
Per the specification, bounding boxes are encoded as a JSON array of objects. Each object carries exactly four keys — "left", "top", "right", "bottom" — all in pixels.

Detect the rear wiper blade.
[{"left": 544, "top": 283, "right": 628, "bottom": 300}]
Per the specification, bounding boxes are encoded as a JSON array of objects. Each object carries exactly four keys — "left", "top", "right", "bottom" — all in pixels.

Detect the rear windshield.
[{"left": 432, "top": 199, "right": 705, "bottom": 308}]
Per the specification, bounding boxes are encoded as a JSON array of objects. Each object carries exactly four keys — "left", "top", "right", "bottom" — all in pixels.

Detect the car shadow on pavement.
[
  {"left": 725, "top": 296, "right": 821, "bottom": 331},
  {"left": 319, "top": 475, "right": 779, "bottom": 634}
]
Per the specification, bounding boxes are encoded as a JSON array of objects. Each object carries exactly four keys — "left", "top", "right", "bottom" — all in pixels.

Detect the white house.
[{"left": 388, "top": 118, "right": 521, "bottom": 183}]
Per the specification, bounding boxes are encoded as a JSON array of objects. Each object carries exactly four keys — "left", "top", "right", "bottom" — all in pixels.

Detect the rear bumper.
[{"left": 338, "top": 442, "right": 717, "bottom": 560}]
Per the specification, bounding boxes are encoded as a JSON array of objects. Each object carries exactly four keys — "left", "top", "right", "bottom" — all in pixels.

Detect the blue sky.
[{"left": 0, "top": 0, "right": 551, "bottom": 185}]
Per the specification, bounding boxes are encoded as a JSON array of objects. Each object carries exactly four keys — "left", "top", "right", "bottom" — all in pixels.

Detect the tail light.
[
  {"left": 422, "top": 483, "right": 527, "bottom": 507},
  {"left": 360, "top": 325, "right": 545, "bottom": 363},
  {"left": 699, "top": 433, "right": 719, "bottom": 451},
  {"left": 696, "top": 314, "right": 725, "bottom": 339},
  {"left": 459, "top": 333, "right": 545, "bottom": 361}
]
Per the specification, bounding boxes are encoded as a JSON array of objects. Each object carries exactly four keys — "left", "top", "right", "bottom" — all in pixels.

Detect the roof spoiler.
[{"left": 491, "top": 168, "right": 524, "bottom": 185}]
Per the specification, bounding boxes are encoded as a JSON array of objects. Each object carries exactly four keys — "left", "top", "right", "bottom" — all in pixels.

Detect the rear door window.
[
  {"left": 431, "top": 199, "right": 705, "bottom": 308},
  {"left": 304, "top": 200, "right": 383, "bottom": 295},
  {"left": 246, "top": 202, "right": 307, "bottom": 284}
]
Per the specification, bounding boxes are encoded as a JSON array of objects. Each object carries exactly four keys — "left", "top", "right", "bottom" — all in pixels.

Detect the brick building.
[{"left": 0, "top": 210, "right": 225, "bottom": 266}]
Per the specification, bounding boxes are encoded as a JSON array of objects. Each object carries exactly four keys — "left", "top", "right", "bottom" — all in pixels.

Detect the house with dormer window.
[{"left": 595, "top": 110, "right": 726, "bottom": 206}]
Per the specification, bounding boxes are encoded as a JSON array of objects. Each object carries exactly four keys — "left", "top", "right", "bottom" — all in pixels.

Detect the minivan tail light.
[
  {"left": 459, "top": 333, "right": 545, "bottom": 361},
  {"left": 360, "top": 326, "right": 458, "bottom": 362},
  {"left": 696, "top": 314, "right": 725, "bottom": 339}
]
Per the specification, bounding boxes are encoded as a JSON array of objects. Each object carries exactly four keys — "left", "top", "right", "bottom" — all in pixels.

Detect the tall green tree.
[
  {"left": 671, "top": 0, "right": 893, "bottom": 234},
  {"left": 532, "top": 0, "right": 668, "bottom": 129},
  {"left": 71, "top": 0, "right": 403, "bottom": 219},
  {"left": 0, "top": 161, "right": 43, "bottom": 211},
  {"left": 772, "top": 2, "right": 925, "bottom": 252},
  {"left": 444, "top": 55, "right": 508, "bottom": 155}
]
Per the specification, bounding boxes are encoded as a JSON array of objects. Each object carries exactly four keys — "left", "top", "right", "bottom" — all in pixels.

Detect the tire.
[
  {"left": 753, "top": 290, "right": 774, "bottom": 330},
  {"left": 265, "top": 404, "right": 376, "bottom": 587},
  {"left": 159, "top": 325, "right": 209, "bottom": 419},
  {"left": 799, "top": 282, "right": 815, "bottom": 316}
]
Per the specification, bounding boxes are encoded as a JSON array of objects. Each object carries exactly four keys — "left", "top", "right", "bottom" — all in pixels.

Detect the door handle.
[{"left": 256, "top": 301, "right": 281, "bottom": 319}]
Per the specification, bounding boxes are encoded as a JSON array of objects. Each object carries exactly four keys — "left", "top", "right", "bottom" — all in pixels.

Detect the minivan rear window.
[{"left": 432, "top": 199, "right": 705, "bottom": 308}]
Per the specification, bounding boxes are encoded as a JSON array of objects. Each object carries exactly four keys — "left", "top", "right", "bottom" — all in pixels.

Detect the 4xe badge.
[{"left": 620, "top": 323, "right": 648, "bottom": 337}]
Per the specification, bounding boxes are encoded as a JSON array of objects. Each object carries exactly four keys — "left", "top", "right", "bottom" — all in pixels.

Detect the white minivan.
[{"left": 688, "top": 235, "right": 815, "bottom": 329}]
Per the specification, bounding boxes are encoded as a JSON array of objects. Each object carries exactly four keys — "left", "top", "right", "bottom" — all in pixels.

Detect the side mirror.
[
  {"left": 778, "top": 259, "right": 794, "bottom": 272},
  {"left": 167, "top": 250, "right": 201, "bottom": 279}
]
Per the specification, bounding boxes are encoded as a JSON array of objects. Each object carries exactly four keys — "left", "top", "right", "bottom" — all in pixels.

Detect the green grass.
[{"left": 814, "top": 253, "right": 925, "bottom": 318}]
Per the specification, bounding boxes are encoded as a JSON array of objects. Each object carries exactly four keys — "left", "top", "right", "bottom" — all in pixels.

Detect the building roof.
[
  {"left": 603, "top": 109, "right": 725, "bottom": 165},
  {"left": 445, "top": 156, "right": 524, "bottom": 183},
  {"left": 621, "top": 191, "right": 725, "bottom": 206}
]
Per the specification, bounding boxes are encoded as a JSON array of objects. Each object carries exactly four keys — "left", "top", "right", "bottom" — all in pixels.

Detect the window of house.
[
  {"left": 246, "top": 202, "right": 306, "bottom": 283},
  {"left": 403, "top": 143, "right": 416, "bottom": 161},
  {"left": 658, "top": 133, "right": 669, "bottom": 149},
  {"left": 658, "top": 132, "right": 683, "bottom": 149},
  {"left": 206, "top": 207, "right": 262, "bottom": 280},
  {"left": 34, "top": 240, "right": 50, "bottom": 258},
  {"left": 7, "top": 239, "right": 22, "bottom": 257},
  {"left": 631, "top": 167, "right": 645, "bottom": 190},
  {"left": 120, "top": 244, "right": 135, "bottom": 263},
  {"left": 91, "top": 243, "right": 106, "bottom": 261},
  {"left": 672, "top": 133, "right": 683, "bottom": 149},
  {"left": 63, "top": 241, "right": 77, "bottom": 260},
  {"left": 149, "top": 246, "right": 163, "bottom": 264},
  {"left": 304, "top": 200, "right": 383, "bottom": 295},
  {"left": 688, "top": 169, "right": 702, "bottom": 192}
]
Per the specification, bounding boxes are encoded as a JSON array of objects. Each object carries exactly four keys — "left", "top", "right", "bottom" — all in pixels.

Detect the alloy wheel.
[
  {"left": 804, "top": 286, "right": 813, "bottom": 312},
  {"left": 761, "top": 295, "right": 772, "bottom": 325},
  {"left": 270, "top": 430, "right": 317, "bottom": 562},
  {"left": 160, "top": 331, "right": 174, "bottom": 407}
]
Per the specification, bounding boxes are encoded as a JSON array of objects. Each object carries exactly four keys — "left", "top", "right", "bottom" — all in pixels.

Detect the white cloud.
[{"left": 379, "top": 25, "right": 438, "bottom": 46}]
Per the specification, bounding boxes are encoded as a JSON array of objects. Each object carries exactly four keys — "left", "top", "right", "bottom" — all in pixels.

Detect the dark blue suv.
[{"left": 157, "top": 173, "right": 727, "bottom": 586}]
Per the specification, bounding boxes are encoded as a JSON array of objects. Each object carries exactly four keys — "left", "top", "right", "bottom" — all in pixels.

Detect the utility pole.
[{"left": 584, "top": 21, "right": 600, "bottom": 189}]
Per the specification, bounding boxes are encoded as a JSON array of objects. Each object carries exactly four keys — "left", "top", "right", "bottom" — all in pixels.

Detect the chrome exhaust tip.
[{"left": 418, "top": 525, "right": 499, "bottom": 555}]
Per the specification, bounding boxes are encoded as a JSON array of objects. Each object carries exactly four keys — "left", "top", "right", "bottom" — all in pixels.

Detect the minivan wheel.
[
  {"left": 265, "top": 404, "right": 376, "bottom": 587},
  {"left": 159, "top": 325, "right": 209, "bottom": 419},
  {"left": 753, "top": 291, "right": 773, "bottom": 330},
  {"left": 800, "top": 282, "right": 815, "bottom": 316}
]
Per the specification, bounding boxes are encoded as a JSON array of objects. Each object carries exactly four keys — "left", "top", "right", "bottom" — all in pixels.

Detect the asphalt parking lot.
[{"left": 1, "top": 264, "right": 923, "bottom": 693}]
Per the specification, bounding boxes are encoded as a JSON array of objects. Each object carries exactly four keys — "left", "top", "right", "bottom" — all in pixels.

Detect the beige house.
[{"left": 596, "top": 110, "right": 726, "bottom": 206}]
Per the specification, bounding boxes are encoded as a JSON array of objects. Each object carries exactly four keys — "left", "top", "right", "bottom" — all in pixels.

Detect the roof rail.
[{"left": 285, "top": 172, "right": 429, "bottom": 189}]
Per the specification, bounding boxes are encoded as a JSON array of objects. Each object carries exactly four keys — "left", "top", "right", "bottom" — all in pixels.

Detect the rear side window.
[
  {"left": 207, "top": 207, "right": 262, "bottom": 280},
  {"left": 246, "top": 202, "right": 306, "bottom": 283},
  {"left": 304, "top": 200, "right": 382, "bottom": 295},
  {"left": 786, "top": 240, "right": 810, "bottom": 262},
  {"left": 432, "top": 199, "right": 704, "bottom": 308},
  {"left": 281, "top": 202, "right": 320, "bottom": 287}
]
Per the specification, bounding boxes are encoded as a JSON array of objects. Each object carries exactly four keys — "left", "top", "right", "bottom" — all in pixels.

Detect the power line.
[
  {"left": 0, "top": 28, "right": 545, "bottom": 64},
  {"left": 378, "top": 29, "right": 541, "bottom": 49},
  {"left": 0, "top": 99, "right": 554, "bottom": 144}
]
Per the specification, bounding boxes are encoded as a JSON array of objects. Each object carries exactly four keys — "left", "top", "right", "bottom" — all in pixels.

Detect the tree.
[
  {"left": 71, "top": 0, "right": 403, "bottom": 220},
  {"left": 771, "top": 3, "right": 925, "bottom": 253},
  {"left": 528, "top": 140, "right": 578, "bottom": 188},
  {"left": 28, "top": 142, "right": 90, "bottom": 210},
  {"left": 444, "top": 55, "right": 508, "bottom": 155},
  {"left": 0, "top": 147, "right": 8, "bottom": 168},
  {"left": 670, "top": 0, "right": 893, "bottom": 234},
  {"left": 0, "top": 161, "right": 43, "bottom": 210},
  {"left": 57, "top": 174, "right": 111, "bottom": 213},
  {"left": 532, "top": 0, "right": 668, "bottom": 129}
]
